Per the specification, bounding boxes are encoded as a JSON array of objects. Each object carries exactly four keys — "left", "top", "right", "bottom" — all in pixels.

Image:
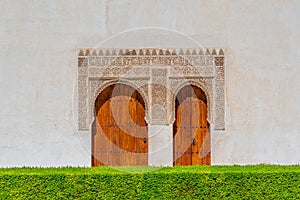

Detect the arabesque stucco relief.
[{"left": 78, "top": 48, "right": 225, "bottom": 130}]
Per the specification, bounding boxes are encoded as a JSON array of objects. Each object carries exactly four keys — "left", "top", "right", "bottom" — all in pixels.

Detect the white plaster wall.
[
  {"left": 0, "top": 0, "right": 299, "bottom": 167},
  {"left": 148, "top": 125, "right": 173, "bottom": 166}
]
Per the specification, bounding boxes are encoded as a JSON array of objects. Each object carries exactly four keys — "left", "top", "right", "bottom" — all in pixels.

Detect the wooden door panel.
[
  {"left": 129, "top": 95, "right": 137, "bottom": 166},
  {"left": 177, "top": 86, "right": 191, "bottom": 166},
  {"left": 96, "top": 99, "right": 110, "bottom": 166},
  {"left": 199, "top": 99, "right": 210, "bottom": 165},
  {"left": 191, "top": 99, "right": 201, "bottom": 165},
  {"left": 173, "top": 85, "right": 210, "bottom": 166},
  {"left": 201, "top": 102, "right": 210, "bottom": 165},
  {"left": 92, "top": 84, "right": 148, "bottom": 166},
  {"left": 181, "top": 99, "right": 192, "bottom": 166}
]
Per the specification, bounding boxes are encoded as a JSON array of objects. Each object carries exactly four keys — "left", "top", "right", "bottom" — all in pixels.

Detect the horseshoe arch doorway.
[
  {"left": 173, "top": 85, "right": 211, "bottom": 166},
  {"left": 92, "top": 83, "right": 148, "bottom": 166}
]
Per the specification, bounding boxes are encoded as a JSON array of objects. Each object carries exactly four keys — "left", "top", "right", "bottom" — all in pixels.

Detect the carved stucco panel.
[
  {"left": 78, "top": 48, "right": 225, "bottom": 130},
  {"left": 150, "top": 67, "right": 168, "bottom": 124},
  {"left": 78, "top": 74, "right": 88, "bottom": 129},
  {"left": 214, "top": 66, "right": 225, "bottom": 130},
  {"left": 169, "top": 65, "right": 214, "bottom": 77}
]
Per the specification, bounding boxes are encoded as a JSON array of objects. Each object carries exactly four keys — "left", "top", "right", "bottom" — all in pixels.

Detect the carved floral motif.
[{"left": 78, "top": 48, "right": 225, "bottom": 130}]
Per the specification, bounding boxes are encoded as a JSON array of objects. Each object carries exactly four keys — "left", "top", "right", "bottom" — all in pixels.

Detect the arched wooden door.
[
  {"left": 173, "top": 85, "right": 210, "bottom": 166},
  {"left": 92, "top": 84, "right": 148, "bottom": 166}
]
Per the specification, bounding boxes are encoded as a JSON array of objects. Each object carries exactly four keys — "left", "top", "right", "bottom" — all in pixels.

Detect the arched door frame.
[
  {"left": 173, "top": 84, "right": 211, "bottom": 165},
  {"left": 93, "top": 79, "right": 150, "bottom": 122},
  {"left": 172, "top": 81, "right": 213, "bottom": 125}
]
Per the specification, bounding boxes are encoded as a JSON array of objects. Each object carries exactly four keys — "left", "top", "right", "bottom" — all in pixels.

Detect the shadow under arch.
[
  {"left": 171, "top": 80, "right": 213, "bottom": 124},
  {"left": 93, "top": 79, "right": 150, "bottom": 124}
]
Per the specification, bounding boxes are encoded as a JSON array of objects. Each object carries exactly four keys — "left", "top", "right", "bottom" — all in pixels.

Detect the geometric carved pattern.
[
  {"left": 214, "top": 57, "right": 224, "bottom": 66},
  {"left": 151, "top": 68, "right": 168, "bottom": 124},
  {"left": 78, "top": 48, "right": 225, "bottom": 130}
]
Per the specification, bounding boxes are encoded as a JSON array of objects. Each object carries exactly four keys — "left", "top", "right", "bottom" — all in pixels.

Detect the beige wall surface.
[{"left": 0, "top": 0, "right": 299, "bottom": 167}]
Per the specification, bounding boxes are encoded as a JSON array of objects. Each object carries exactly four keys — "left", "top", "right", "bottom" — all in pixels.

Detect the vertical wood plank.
[
  {"left": 96, "top": 99, "right": 110, "bottom": 166},
  {"left": 129, "top": 92, "right": 136, "bottom": 166},
  {"left": 110, "top": 98, "right": 117, "bottom": 166},
  {"left": 191, "top": 96, "right": 201, "bottom": 165},
  {"left": 132, "top": 92, "right": 139, "bottom": 166},
  {"left": 181, "top": 87, "right": 192, "bottom": 166},
  {"left": 199, "top": 100, "right": 204, "bottom": 165},
  {"left": 111, "top": 85, "right": 120, "bottom": 166},
  {"left": 117, "top": 85, "right": 126, "bottom": 166},
  {"left": 106, "top": 99, "right": 112, "bottom": 166},
  {"left": 127, "top": 86, "right": 136, "bottom": 166},
  {"left": 202, "top": 102, "right": 210, "bottom": 165}
]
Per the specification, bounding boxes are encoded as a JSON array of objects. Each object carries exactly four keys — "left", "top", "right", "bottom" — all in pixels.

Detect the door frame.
[{"left": 173, "top": 84, "right": 211, "bottom": 166}]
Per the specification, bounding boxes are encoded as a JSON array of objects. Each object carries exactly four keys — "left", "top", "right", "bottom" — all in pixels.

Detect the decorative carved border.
[{"left": 78, "top": 48, "right": 225, "bottom": 130}]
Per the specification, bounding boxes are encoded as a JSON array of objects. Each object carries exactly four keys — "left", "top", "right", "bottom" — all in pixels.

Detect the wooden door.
[
  {"left": 173, "top": 85, "right": 210, "bottom": 166},
  {"left": 92, "top": 84, "right": 148, "bottom": 166}
]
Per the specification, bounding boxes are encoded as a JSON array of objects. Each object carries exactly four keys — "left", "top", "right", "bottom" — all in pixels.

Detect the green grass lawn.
[{"left": 0, "top": 165, "right": 299, "bottom": 199}]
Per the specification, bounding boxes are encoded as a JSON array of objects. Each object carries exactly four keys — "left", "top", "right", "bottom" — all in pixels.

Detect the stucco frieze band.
[{"left": 78, "top": 48, "right": 225, "bottom": 131}]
